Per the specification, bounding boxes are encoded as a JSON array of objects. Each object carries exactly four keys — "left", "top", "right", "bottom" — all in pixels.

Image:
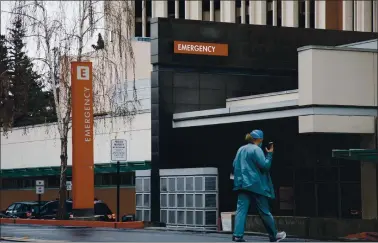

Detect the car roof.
[{"left": 13, "top": 201, "right": 39, "bottom": 205}]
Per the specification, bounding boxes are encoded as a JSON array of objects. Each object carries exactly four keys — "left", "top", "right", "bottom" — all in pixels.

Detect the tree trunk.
[{"left": 56, "top": 135, "right": 68, "bottom": 219}]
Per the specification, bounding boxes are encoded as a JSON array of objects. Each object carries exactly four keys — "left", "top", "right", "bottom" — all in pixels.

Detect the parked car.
[
  {"left": 2, "top": 201, "right": 44, "bottom": 218},
  {"left": 38, "top": 199, "right": 115, "bottom": 221}
]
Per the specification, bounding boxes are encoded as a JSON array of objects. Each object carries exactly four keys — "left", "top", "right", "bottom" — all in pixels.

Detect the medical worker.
[{"left": 232, "top": 130, "right": 286, "bottom": 242}]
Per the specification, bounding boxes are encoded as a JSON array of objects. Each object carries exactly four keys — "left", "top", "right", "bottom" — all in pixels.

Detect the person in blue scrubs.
[{"left": 232, "top": 130, "right": 286, "bottom": 242}]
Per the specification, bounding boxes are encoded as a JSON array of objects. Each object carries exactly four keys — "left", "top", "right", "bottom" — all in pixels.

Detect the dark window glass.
[
  {"left": 341, "top": 183, "right": 361, "bottom": 218},
  {"left": 295, "top": 168, "right": 314, "bottom": 182},
  {"left": 95, "top": 203, "right": 112, "bottom": 215},
  {"left": 317, "top": 183, "right": 338, "bottom": 217},
  {"left": 295, "top": 183, "right": 315, "bottom": 217},
  {"left": 316, "top": 167, "right": 338, "bottom": 182}
]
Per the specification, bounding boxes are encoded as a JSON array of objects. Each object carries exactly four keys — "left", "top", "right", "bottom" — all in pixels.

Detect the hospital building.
[{"left": 1, "top": 0, "right": 378, "bottom": 238}]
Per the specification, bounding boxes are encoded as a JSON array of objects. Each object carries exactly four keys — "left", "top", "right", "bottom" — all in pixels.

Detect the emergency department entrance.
[{"left": 149, "top": 18, "right": 378, "bottom": 222}]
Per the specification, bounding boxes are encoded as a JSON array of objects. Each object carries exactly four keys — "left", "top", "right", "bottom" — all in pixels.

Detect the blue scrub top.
[{"left": 233, "top": 143, "right": 275, "bottom": 199}]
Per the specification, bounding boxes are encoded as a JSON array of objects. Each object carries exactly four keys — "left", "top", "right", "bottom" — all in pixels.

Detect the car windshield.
[{"left": 94, "top": 203, "right": 112, "bottom": 215}]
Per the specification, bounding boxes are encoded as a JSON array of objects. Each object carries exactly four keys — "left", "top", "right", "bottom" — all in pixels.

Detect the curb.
[
  {"left": 0, "top": 218, "right": 144, "bottom": 229},
  {"left": 144, "top": 227, "right": 347, "bottom": 241}
]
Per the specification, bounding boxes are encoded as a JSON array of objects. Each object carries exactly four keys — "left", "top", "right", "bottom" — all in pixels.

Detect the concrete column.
[
  {"left": 185, "top": 0, "right": 190, "bottom": 19},
  {"left": 175, "top": 0, "right": 179, "bottom": 18},
  {"left": 241, "top": 0, "right": 246, "bottom": 24},
  {"left": 358, "top": 0, "right": 372, "bottom": 32},
  {"left": 255, "top": 0, "right": 266, "bottom": 25},
  {"left": 152, "top": 0, "right": 168, "bottom": 18},
  {"left": 272, "top": 0, "right": 278, "bottom": 26},
  {"left": 361, "top": 135, "right": 377, "bottom": 219},
  {"left": 354, "top": 1, "right": 358, "bottom": 31},
  {"left": 249, "top": 0, "right": 255, "bottom": 24},
  {"left": 305, "top": 0, "right": 311, "bottom": 28},
  {"left": 142, "top": 0, "right": 147, "bottom": 37},
  {"left": 343, "top": 0, "right": 353, "bottom": 31},
  {"left": 374, "top": 0, "right": 378, "bottom": 32},
  {"left": 315, "top": 0, "right": 326, "bottom": 29},
  {"left": 221, "top": 1, "right": 236, "bottom": 23},
  {"left": 282, "top": 0, "right": 298, "bottom": 27},
  {"left": 210, "top": 0, "right": 215, "bottom": 21},
  {"left": 190, "top": 1, "right": 202, "bottom": 20}
]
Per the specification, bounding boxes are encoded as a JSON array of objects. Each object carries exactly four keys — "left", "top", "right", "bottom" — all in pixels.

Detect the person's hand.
[{"left": 266, "top": 144, "right": 274, "bottom": 153}]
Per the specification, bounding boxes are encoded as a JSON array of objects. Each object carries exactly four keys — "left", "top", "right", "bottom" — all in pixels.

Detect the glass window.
[
  {"left": 136, "top": 194, "right": 143, "bottom": 207},
  {"left": 160, "top": 178, "right": 168, "bottom": 192},
  {"left": 177, "top": 177, "right": 185, "bottom": 191},
  {"left": 317, "top": 183, "right": 338, "bottom": 217},
  {"left": 143, "top": 178, "right": 150, "bottom": 192},
  {"left": 186, "top": 211, "right": 194, "bottom": 225},
  {"left": 160, "top": 210, "right": 167, "bottom": 223},
  {"left": 195, "top": 211, "right": 203, "bottom": 225},
  {"left": 168, "top": 194, "right": 175, "bottom": 207},
  {"left": 95, "top": 203, "right": 112, "bottom": 215},
  {"left": 177, "top": 194, "right": 185, "bottom": 208},
  {"left": 186, "top": 194, "right": 194, "bottom": 208},
  {"left": 295, "top": 183, "right": 315, "bottom": 217},
  {"left": 177, "top": 211, "right": 185, "bottom": 224},
  {"left": 144, "top": 210, "right": 150, "bottom": 221},
  {"left": 168, "top": 178, "right": 175, "bottom": 192},
  {"left": 195, "top": 177, "right": 203, "bottom": 191},
  {"left": 204, "top": 177, "right": 216, "bottom": 191},
  {"left": 205, "top": 211, "right": 217, "bottom": 225},
  {"left": 168, "top": 210, "right": 176, "bottom": 224},
  {"left": 316, "top": 167, "right": 338, "bottom": 182},
  {"left": 341, "top": 183, "right": 361, "bottom": 218},
  {"left": 13, "top": 204, "right": 22, "bottom": 211},
  {"left": 6, "top": 204, "right": 16, "bottom": 211},
  {"left": 195, "top": 194, "right": 203, "bottom": 208},
  {"left": 186, "top": 177, "right": 194, "bottom": 191},
  {"left": 205, "top": 194, "right": 217, "bottom": 208},
  {"left": 143, "top": 194, "right": 150, "bottom": 207},
  {"left": 160, "top": 194, "right": 167, "bottom": 208},
  {"left": 135, "top": 178, "right": 143, "bottom": 192}
]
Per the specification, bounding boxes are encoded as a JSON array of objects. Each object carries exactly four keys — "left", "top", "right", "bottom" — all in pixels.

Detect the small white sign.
[
  {"left": 36, "top": 180, "right": 44, "bottom": 186},
  {"left": 111, "top": 139, "right": 127, "bottom": 161},
  {"left": 66, "top": 181, "right": 72, "bottom": 191},
  {"left": 77, "top": 66, "right": 90, "bottom": 80},
  {"left": 36, "top": 186, "right": 45, "bottom": 194}
]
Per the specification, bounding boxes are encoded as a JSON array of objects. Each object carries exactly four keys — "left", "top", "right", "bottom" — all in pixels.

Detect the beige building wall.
[
  {"left": 298, "top": 47, "right": 377, "bottom": 107},
  {"left": 298, "top": 46, "right": 377, "bottom": 134}
]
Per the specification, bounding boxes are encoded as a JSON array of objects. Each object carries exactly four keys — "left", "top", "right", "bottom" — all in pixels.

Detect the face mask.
[{"left": 258, "top": 142, "right": 263, "bottom": 148}]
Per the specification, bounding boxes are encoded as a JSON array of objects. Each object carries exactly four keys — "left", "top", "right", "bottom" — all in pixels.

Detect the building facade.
[{"left": 133, "top": 0, "right": 378, "bottom": 37}]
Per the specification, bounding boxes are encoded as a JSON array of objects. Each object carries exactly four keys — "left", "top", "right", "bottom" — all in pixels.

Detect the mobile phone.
[{"left": 267, "top": 142, "right": 274, "bottom": 149}]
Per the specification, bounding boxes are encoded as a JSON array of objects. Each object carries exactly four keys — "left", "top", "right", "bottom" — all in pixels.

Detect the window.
[{"left": 95, "top": 203, "right": 112, "bottom": 215}]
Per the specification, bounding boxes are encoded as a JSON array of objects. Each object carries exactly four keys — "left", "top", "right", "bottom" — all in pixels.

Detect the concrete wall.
[
  {"left": 0, "top": 187, "right": 136, "bottom": 217},
  {"left": 298, "top": 46, "right": 377, "bottom": 134},
  {"left": 298, "top": 47, "right": 377, "bottom": 107},
  {"left": 1, "top": 113, "right": 151, "bottom": 169}
]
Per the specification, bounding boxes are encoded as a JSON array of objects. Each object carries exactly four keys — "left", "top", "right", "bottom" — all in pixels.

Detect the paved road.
[{"left": 0, "top": 224, "right": 320, "bottom": 242}]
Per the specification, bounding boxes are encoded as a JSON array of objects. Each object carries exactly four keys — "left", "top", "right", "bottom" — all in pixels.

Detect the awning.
[
  {"left": 332, "top": 149, "right": 378, "bottom": 161},
  {"left": 0, "top": 161, "right": 151, "bottom": 178}
]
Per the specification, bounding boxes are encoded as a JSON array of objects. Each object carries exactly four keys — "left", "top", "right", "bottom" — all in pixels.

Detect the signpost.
[
  {"left": 66, "top": 181, "right": 72, "bottom": 199},
  {"left": 111, "top": 139, "right": 127, "bottom": 222},
  {"left": 36, "top": 180, "right": 44, "bottom": 218}
]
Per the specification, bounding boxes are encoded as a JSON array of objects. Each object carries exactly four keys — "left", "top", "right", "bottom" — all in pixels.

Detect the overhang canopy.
[
  {"left": 172, "top": 102, "right": 377, "bottom": 128},
  {"left": 0, "top": 161, "right": 151, "bottom": 178},
  {"left": 332, "top": 149, "right": 378, "bottom": 162}
]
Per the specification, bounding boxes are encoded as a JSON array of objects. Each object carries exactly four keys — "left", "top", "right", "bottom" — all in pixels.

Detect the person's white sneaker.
[{"left": 276, "top": 231, "right": 287, "bottom": 242}]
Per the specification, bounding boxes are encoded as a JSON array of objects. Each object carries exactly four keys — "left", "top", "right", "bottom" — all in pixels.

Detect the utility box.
[{"left": 135, "top": 167, "right": 218, "bottom": 230}]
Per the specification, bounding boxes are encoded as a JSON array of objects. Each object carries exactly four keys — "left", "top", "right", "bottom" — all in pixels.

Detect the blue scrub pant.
[{"left": 233, "top": 191, "right": 278, "bottom": 242}]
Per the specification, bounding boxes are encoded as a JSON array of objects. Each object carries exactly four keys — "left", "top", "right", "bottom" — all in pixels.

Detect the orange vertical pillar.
[{"left": 71, "top": 62, "right": 95, "bottom": 216}]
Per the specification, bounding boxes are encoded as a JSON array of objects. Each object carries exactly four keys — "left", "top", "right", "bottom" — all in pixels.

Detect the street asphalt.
[{"left": 0, "top": 224, "right": 322, "bottom": 242}]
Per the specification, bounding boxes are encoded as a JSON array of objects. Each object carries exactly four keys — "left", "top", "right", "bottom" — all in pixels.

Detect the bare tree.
[{"left": 6, "top": 0, "right": 138, "bottom": 219}]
